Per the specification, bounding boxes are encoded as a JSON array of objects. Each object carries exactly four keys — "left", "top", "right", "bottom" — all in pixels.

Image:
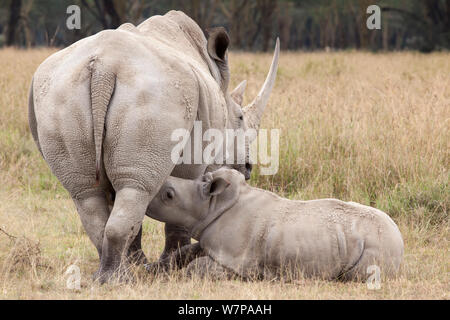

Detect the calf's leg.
[
  {"left": 185, "top": 256, "right": 234, "bottom": 280},
  {"left": 147, "top": 242, "right": 204, "bottom": 273},
  {"left": 159, "top": 223, "right": 192, "bottom": 260}
]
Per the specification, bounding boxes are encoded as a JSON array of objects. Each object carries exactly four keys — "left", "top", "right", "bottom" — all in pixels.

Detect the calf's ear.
[{"left": 204, "top": 177, "right": 230, "bottom": 197}]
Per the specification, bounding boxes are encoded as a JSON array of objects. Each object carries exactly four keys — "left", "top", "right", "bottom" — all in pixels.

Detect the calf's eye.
[{"left": 162, "top": 188, "right": 175, "bottom": 202}]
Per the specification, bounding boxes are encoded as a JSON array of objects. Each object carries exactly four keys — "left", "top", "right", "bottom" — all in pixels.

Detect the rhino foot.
[
  {"left": 93, "top": 265, "right": 135, "bottom": 285},
  {"left": 144, "top": 261, "right": 171, "bottom": 275}
]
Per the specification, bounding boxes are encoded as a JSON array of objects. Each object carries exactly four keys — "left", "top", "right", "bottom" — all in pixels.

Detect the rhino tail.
[
  {"left": 28, "top": 76, "right": 44, "bottom": 157},
  {"left": 89, "top": 60, "right": 116, "bottom": 185}
]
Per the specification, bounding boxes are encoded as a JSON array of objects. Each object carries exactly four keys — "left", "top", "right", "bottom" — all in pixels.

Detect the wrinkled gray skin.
[
  {"left": 28, "top": 11, "right": 279, "bottom": 283},
  {"left": 147, "top": 168, "right": 404, "bottom": 281}
]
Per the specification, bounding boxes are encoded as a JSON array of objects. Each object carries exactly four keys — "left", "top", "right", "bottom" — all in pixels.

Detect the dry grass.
[{"left": 0, "top": 48, "right": 448, "bottom": 299}]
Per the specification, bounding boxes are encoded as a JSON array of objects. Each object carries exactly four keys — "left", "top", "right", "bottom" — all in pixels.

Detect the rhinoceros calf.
[{"left": 147, "top": 168, "right": 404, "bottom": 281}]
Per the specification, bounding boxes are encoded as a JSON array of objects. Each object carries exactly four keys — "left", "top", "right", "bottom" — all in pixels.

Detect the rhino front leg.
[
  {"left": 96, "top": 187, "right": 151, "bottom": 284},
  {"left": 159, "top": 223, "right": 192, "bottom": 260}
]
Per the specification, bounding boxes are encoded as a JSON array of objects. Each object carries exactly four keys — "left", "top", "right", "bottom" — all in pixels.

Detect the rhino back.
[{"left": 269, "top": 198, "right": 404, "bottom": 278}]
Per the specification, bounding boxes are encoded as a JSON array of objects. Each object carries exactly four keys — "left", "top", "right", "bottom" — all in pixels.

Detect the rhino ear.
[
  {"left": 204, "top": 177, "right": 230, "bottom": 197},
  {"left": 207, "top": 27, "right": 229, "bottom": 62},
  {"left": 207, "top": 27, "right": 230, "bottom": 91},
  {"left": 192, "top": 175, "right": 239, "bottom": 239},
  {"left": 230, "top": 80, "right": 247, "bottom": 106}
]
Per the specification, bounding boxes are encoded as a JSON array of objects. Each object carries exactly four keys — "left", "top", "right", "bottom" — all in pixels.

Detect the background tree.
[
  {"left": 5, "top": 0, "right": 22, "bottom": 46},
  {"left": 0, "top": 0, "right": 448, "bottom": 51}
]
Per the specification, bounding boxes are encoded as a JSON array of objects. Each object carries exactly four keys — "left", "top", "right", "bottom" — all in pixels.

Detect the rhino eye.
[
  {"left": 162, "top": 188, "right": 175, "bottom": 202},
  {"left": 239, "top": 115, "right": 243, "bottom": 121}
]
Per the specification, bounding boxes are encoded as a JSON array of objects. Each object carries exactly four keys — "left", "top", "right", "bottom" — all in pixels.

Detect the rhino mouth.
[{"left": 232, "top": 163, "right": 252, "bottom": 180}]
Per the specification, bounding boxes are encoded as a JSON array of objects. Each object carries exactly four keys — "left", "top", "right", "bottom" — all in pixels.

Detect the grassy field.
[{"left": 0, "top": 48, "right": 448, "bottom": 299}]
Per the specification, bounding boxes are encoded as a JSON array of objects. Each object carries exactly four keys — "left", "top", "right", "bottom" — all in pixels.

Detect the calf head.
[{"left": 147, "top": 168, "right": 244, "bottom": 240}]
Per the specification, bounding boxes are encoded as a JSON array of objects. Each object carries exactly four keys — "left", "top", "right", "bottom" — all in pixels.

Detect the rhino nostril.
[{"left": 245, "top": 163, "right": 252, "bottom": 180}]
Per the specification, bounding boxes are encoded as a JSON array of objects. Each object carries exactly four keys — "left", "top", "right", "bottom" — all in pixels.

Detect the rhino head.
[{"left": 205, "top": 28, "right": 280, "bottom": 180}]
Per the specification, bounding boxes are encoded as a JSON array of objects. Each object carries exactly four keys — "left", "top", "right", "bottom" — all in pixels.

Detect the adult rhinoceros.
[{"left": 28, "top": 10, "right": 279, "bottom": 283}]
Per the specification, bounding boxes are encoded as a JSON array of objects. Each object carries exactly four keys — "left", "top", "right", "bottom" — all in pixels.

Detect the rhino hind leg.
[
  {"left": 349, "top": 250, "right": 401, "bottom": 281},
  {"left": 107, "top": 190, "right": 147, "bottom": 265},
  {"left": 73, "top": 191, "right": 110, "bottom": 261},
  {"left": 337, "top": 247, "right": 390, "bottom": 282},
  {"left": 96, "top": 187, "right": 151, "bottom": 284}
]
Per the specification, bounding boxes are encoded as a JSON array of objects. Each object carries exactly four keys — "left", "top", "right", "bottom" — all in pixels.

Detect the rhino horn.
[
  {"left": 243, "top": 38, "right": 280, "bottom": 131},
  {"left": 230, "top": 80, "right": 247, "bottom": 105}
]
